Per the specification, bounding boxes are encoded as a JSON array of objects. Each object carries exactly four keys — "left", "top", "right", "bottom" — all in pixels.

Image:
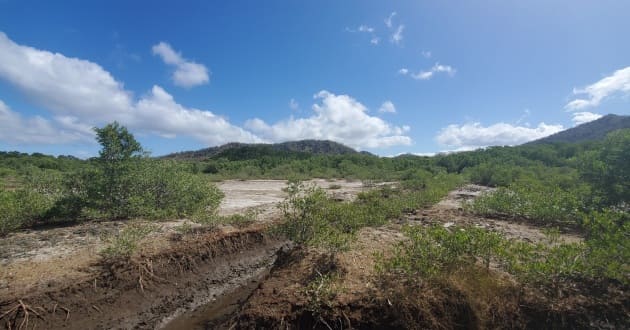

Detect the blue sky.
[{"left": 0, "top": 0, "right": 629, "bottom": 157}]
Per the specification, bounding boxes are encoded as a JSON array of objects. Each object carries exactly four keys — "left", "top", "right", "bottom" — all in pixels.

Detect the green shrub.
[
  {"left": 467, "top": 182, "right": 583, "bottom": 226},
  {"left": 379, "top": 216, "right": 628, "bottom": 289},
  {"left": 0, "top": 186, "right": 59, "bottom": 235},
  {"left": 377, "top": 225, "right": 505, "bottom": 278},
  {"left": 127, "top": 160, "right": 224, "bottom": 219},
  {"left": 100, "top": 222, "right": 159, "bottom": 258},
  {"left": 274, "top": 175, "right": 462, "bottom": 253}
]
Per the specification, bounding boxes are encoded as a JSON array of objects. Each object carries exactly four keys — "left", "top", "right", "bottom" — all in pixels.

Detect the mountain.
[
  {"left": 162, "top": 140, "right": 360, "bottom": 160},
  {"left": 527, "top": 114, "right": 630, "bottom": 145}
]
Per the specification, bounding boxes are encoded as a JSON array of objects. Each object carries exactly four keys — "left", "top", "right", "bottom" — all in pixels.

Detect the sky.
[{"left": 0, "top": 0, "right": 629, "bottom": 157}]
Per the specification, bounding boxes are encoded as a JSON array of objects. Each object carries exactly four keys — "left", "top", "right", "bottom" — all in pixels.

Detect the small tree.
[
  {"left": 95, "top": 122, "right": 143, "bottom": 163},
  {"left": 93, "top": 122, "right": 144, "bottom": 218}
]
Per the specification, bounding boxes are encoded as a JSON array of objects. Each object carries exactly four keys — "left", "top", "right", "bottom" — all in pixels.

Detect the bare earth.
[
  {"left": 0, "top": 179, "right": 368, "bottom": 301},
  {"left": 1, "top": 182, "right": 597, "bottom": 329}
]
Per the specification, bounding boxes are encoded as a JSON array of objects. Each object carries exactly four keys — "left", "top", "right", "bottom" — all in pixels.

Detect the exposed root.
[
  {"left": 59, "top": 307, "right": 70, "bottom": 322},
  {"left": 136, "top": 258, "right": 166, "bottom": 292},
  {"left": 50, "top": 303, "right": 70, "bottom": 322},
  {"left": 0, "top": 300, "right": 45, "bottom": 330}
]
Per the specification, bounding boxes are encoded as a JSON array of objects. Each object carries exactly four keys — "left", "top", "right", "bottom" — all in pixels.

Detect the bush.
[
  {"left": 126, "top": 160, "right": 224, "bottom": 219},
  {"left": 0, "top": 177, "right": 62, "bottom": 235},
  {"left": 100, "top": 222, "right": 159, "bottom": 258},
  {"left": 379, "top": 217, "right": 628, "bottom": 289},
  {"left": 274, "top": 175, "right": 462, "bottom": 253},
  {"left": 467, "top": 182, "right": 583, "bottom": 226},
  {"left": 377, "top": 225, "right": 505, "bottom": 278}
]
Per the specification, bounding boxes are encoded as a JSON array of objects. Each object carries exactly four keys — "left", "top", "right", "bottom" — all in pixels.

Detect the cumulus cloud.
[
  {"left": 571, "top": 111, "right": 603, "bottom": 126},
  {"left": 0, "top": 32, "right": 259, "bottom": 146},
  {"left": 421, "top": 50, "right": 432, "bottom": 58},
  {"left": 0, "top": 32, "right": 133, "bottom": 122},
  {"left": 0, "top": 100, "right": 91, "bottom": 144},
  {"left": 245, "top": 91, "right": 412, "bottom": 149},
  {"left": 436, "top": 121, "right": 564, "bottom": 149},
  {"left": 134, "top": 86, "right": 259, "bottom": 144},
  {"left": 565, "top": 66, "right": 630, "bottom": 111},
  {"left": 152, "top": 41, "right": 209, "bottom": 88},
  {"left": 399, "top": 63, "right": 456, "bottom": 80},
  {"left": 379, "top": 101, "right": 396, "bottom": 113},
  {"left": 370, "top": 37, "right": 380, "bottom": 45}
]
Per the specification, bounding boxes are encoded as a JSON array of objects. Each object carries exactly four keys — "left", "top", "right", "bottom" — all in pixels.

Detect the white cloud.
[
  {"left": 401, "top": 63, "right": 456, "bottom": 80},
  {"left": 358, "top": 25, "right": 374, "bottom": 33},
  {"left": 384, "top": 12, "right": 397, "bottom": 28},
  {"left": 0, "top": 32, "right": 133, "bottom": 123},
  {"left": 565, "top": 66, "right": 630, "bottom": 111},
  {"left": 412, "top": 71, "right": 434, "bottom": 80},
  {"left": 436, "top": 121, "right": 564, "bottom": 149},
  {"left": 347, "top": 24, "right": 379, "bottom": 45},
  {"left": 0, "top": 100, "right": 91, "bottom": 144},
  {"left": 134, "top": 86, "right": 260, "bottom": 145},
  {"left": 152, "top": 41, "right": 209, "bottom": 88},
  {"left": 289, "top": 98, "right": 299, "bottom": 111},
  {"left": 421, "top": 50, "right": 432, "bottom": 58},
  {"left": 379, "top": 101, "right": 396, "bottom": 113},
  {"left": 391, "top": 25, "right": 404, "bottom": 45},
  {"left": 571, "top": 111, "right": 603, "bottom": 126},
  {"left": 0, "top": 32, "right": 260, "bottom": 147},
  {"left": 245, "top": 91, "right": 412, "bottom": 149}
]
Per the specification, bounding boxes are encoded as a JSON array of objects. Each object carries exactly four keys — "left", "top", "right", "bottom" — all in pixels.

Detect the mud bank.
[
  {"left": 224, "top": 243, "right": 629, "bottom": 330},
  {"left": 0, "top": 227, "right": 286, "bottom": 329}
]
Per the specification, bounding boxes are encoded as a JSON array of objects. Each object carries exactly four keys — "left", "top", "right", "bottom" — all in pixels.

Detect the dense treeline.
[
  {"left": 1, "top": 125, "right": 629, "bottom": 235},
  {"left": 164, "top": 139, "right": 359, "bottom": 160}
]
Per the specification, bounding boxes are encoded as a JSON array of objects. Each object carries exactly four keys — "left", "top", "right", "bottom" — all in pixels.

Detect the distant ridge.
[
  {"left": 527, "top": 114, "right": 630, "bottom": 145},
  {"left": 162, "top": 140, "right": 360, "bottom": 160}
]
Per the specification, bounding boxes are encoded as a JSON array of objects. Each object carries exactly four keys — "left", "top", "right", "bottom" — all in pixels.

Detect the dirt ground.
[
  {"left": 1, "top": 182, "right": 625, "bottom": 329},
  {"left": 229, "top": 185, "right": 627, "bottom": 329},
  {"left": 0, "top": 179, "right": 369, "bottom": 299},
  {"left": 0, "top": 179, "right": 373, "bottom": 329}
]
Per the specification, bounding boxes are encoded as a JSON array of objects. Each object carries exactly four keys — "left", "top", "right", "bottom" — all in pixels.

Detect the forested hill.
[
  {"left": 162, "top": 140, "right": 360, "bottom": 160},
  {"left": 527, "top": 114, "right": 630, "bottom": 145}
]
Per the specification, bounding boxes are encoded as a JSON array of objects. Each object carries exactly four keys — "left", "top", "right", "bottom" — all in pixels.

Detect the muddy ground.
[
  {"left": 0, "top": 179, "right": 374, "bottom": 329},
  {"left": 1, "top": 182, "right": 626, "bottom": 329},
  {"left": 228, "top": 185, "right": 627, "bottom": 329}
]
